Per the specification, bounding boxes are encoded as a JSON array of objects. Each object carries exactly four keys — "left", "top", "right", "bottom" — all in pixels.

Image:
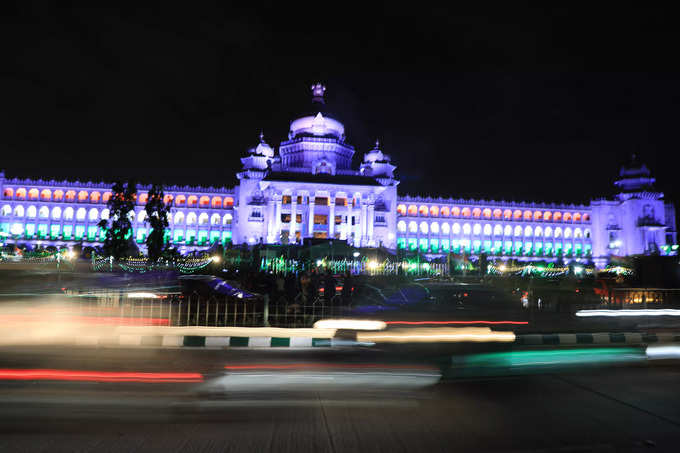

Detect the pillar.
[
  {"left": 290, "top": 194, "right": 297, "bottom": 244},
  {"left": 308, "top": 198, "right": 315, "bottom": 239},
  {"left": 329, "top": 193, "right": 335, "bottom": 239},
  {"left": 274, "top": 194, "right": 282, "bottom": 243},
  {"left": 367, "top": 202, "right": 375, "bottom": 245},
  {"left": 359, "top": 201, "right": 367, "bottom": 246}
]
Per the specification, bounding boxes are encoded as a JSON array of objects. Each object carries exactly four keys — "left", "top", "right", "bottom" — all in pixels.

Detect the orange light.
[{"left": 0, "top": 369, "right": 203, "bottom": 383}]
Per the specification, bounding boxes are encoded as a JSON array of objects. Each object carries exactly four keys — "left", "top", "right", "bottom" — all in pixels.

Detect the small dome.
[
  {"left": 250, "top": 132, "right": 274, "bottom": 158},
  {"left": 364, "top": 139, "right": 389, "bottom": 163}
]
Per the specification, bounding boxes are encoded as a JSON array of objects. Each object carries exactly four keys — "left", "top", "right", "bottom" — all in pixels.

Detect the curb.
[
  {"left": 515, "top": 332, "right": 680, "bottom": 346},
  {"left": 75, "top": 335, "right": 335, "bottom": 348}
]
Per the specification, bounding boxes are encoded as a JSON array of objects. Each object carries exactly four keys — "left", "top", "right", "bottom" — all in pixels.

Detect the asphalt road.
[{"left": 1, "top": 347, "right": 680, "bottom": 452}]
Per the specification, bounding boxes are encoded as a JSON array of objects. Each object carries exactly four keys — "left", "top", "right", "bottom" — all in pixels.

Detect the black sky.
[{"left": 1, "top": 3, "right": 679, "bottom": 207}]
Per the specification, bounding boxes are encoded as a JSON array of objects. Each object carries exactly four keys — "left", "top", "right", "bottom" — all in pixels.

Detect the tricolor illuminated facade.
[{"left": 0, "top": 84, "right": 676, "bottom": 266}]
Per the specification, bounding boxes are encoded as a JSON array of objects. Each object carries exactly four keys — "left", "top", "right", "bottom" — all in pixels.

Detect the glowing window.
[
  {"left": 211, "top": 213, "right": 221, "bottom": 226},
  {"left": 88, "top": 208, "right": 98, "bottom": 222},
  {"left": 101, "top": 209, "right": 109, "bottom": 220},
  {"left": 420, "top": 221, "right": 428, "bottom": 234},
  {"left": 493, "top": 209, "right": 502, "bottom": 219},
  {"left": 523, "top": 210, "right": 532, "bottom": 220},
  {"left": 514, "top": 225, "right": 522, "bottom": 236},
  {"left": 564, "top": 227, "right": 572, "bottom": 238},
  {"left": 222, "top": 213, "right": 232, "bottom": 226},
  {"left": 574, "top": 228, "right": 582, "bottom": 238},
  {"left": 90, "top": 191, "right": 101, "bottom": 203},
  {"left": 186, "top": 212, "right": 197, "bottom": 225},
  {"left": 40, "top": 189, "right": 51, "bottom": 201},
  {"left": 419, "top": 205, "right": 428, "bottom": 216},
  {"left": 573, "top": 213, "right": 582, "bottom": 222},
  {"left": 164, "top": 194, "right": 174, "bottom": 205},
  {"left": 38, "top": 206, "right": 49, "bottom": 218},
  {"left": 28, "top": 189, "right": 39, "bottom": 200},
  {"left": 513, "top": 210, "right": 522, "bottom": 220},
  {"left": 75, "top": 208, "right": 86, "bottom": 221},
  {"left": 174, "top": 212, "right": 185, "bottom": 224},
  {"left": 483, "top": 224, "right": 492, "bottom": 235},
  {"left": 187, "top": 196, "right": 198, "bottom": 207},
  {"left": 564, "top": 212, "right": 572, "bottom": 222},
  {"left": 463, "top": 223, "right": 471, "bottom": 235},
  {"left": 493, "top": 224, "right": 502, "bottom": 236},
  {"left": 441, "top": 222, "right": 450, "bottom": 234},
  {"left": 431, "top": 222, "right": 439, "bottom": 234},
  {"left": 441, "top": 206, "right": 450, "bottom": 217},
  {"left": 199, "top": 196, "right": 210, "bottom": 207},
  {"left": 554, "top": 212, "right": 563, "bottom": 222},
  {"left": 535, "top": 226, "right": 543, "bottom": 237},
  {"left": 198, "top": 213, "right": 209, "bottom": 225},
  {"left": 26, "top": 205, "right": 36, "bottom": 218},
  {"left": 451, "top": 207, "right": 460, "bottom": 217},
  {"left": 138, "top": 193, "right": 148, "bottom": 205},
  {"left": 482, "top": 208, "right": 491, "bottom": 219},
  {"left": 503, "top": 209, "right": 512, "bottom": 220},
  {"left": 504, "top": 225, "right": 512, "bottom": 236},
  {"left": 461, "top": 207, "right": 471, "bottom": 217},
  {"left": 430, "top": 206, "right": 439, "bottom": 217},
  {"left": 407, "top": 205, "right": 417, "bottom": 216},
  {"left": 554, "top": 227, "right": 562, "bottom": 238},
  {"left": 397, "top": 204, "right": 406, "bottom": 215},
  {"left": 127, "top": 211, "right": 135, "bottom": 222},
  {"left": 175, "top": 195, "right": 186, "bottom": 206},
  {"left": 1, "top": 204, "right": 10, "bottom": 216},
  {"left": 223, "top": 197, "right": 234, "bottom": 208},
  {"left": 452, "top": 223, "right": 461, "bottom": 234},
  {"left": 408, "top": 221, "right": 417, "bottom": 233},
  {"left": 583, "top": 213, "right": 590, "bottom": 222},
  {"left": 544, "top": 227, "right": 553, "bottom": 237},
  {"left": 533, "top": 211, "right": 542, "bottom": 221},
  {"left": 102, "top": 192, "right": 112, "bottom": 202},
  {"left": 3, "top": 188, "right": 13, "bottom": 199},
  {"left": 77, "top": 191, "right": 88, "bottom": 201},
  {"left": 65, "top": 190, "right": 76, "bottom": 201},
  {"left": 53, "top": 190, "right": 63, "bottom": 201},
  {"left": 543, "top": 211, "right": 552, "bottom": 221},
  {"left": 472, "top": 223, "right": 481, "bottom": 235},
  {"left": 211, "top": 196, "right": 222, "bottom": 208},
  {"left": 51, "top": 207, "right": 62, "bottom": 219},
  {"left": 63, "top": 207, "right": 74, "bottom": 220},
  {"left": 524, "top": 226, "right": 533, "bottom": 237},
  {"left": 585, "top": 229, "right": 591, "bottom": 238},
  {"left": 472, "top": 208, "right": 481, "bottom": 218},
  {"left": 15, "top": 188, "right": 26, "bottom": 199},
  {"left": 137, "top": 211, "right": 146, "bottom": 223}
]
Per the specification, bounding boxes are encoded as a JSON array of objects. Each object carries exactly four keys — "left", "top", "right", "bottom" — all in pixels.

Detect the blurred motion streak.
[
  {"left": 313, "top": 319, "right": 387, "bottom": 330},
  {"left": 357, "top": 327, "right": 515, "bottom": 343},
  {"left": 385, "top": 320, "right": 528, "bottom": 326},
  {"left": 576, "top": 309, "right": 680, "bottom": 317},
  {"left": 224, "top": 363, "right": 438, "bottom": 371},
  {"left": 646, "top": 344, "right": 680, "bottom": 359},
  {"left": 0, "top": 369, "right": 203, "bottom": 383}
]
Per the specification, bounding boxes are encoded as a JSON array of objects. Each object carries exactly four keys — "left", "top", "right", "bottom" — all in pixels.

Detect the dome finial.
[
  {"left": 374, "top": 138, "right": 380, "bottom": 149},
  {"left": 259, "top": 130, "right": 265, "bottom": 142},
  {"left": 311, "top": 82, "right": 326, "bottom": 104}
]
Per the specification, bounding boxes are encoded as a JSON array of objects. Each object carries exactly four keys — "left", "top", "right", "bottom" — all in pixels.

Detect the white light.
[
  {"left": 499, "top": 264, "right": 506, "bottom": 272},
  {"left": 388, "top": 233, "right": 395, "bottom": 240},
  {"left": 66, "top": 251, "right": 76, "bottom": 259},
  {"left": 314, "top": 319, "right": 387, "bottom": 331},
  {"left": 367, "top": 260, "right": 378, "bottom": 270},
  {"left": 576, "top": 309, "right": 680, "bottom": 317},
  {"left": 574, "top": 266, "right": 583, "bottom": 274},
  {"left": 353, "top": 252, "right": 360, "bottom": 258},
  {"left": 357, "top": 327, "right": 515, "bottom": 343},
  {"left": 316, "top": 259, "right": 323, "bottom": 266},
  {"left": 211, "top": 255, "right": 221, "bottom": 263},
  {"left": 646, "top": 345, "right": 680, "bottom": 359},
  {"left": 127, "top": 292, "right": 160, "bottom": 299}
]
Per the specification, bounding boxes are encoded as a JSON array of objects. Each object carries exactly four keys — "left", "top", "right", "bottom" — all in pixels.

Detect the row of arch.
[
  {"left": 397, "top": 204, "right": 590, "bottom": 223},
  {"left": 397, "top": 220, "right": 590, "bottom": 239},
  {"left": 1, "top": 205, "right": 233, "bottom": 226},
  {"left": 2, "top": 188, "right": 234, "bottom": 208}
]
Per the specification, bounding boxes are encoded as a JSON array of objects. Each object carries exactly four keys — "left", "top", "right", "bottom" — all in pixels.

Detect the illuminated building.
[{"left": 0, "top": 84, "right": 676, "bottom": 265}]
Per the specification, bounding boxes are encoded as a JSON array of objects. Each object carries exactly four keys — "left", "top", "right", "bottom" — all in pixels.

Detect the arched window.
[
  {"left": 199, "top": 196, "right": 210, "bottom": 207},
  {"left": 441, "top": 222, "right": 450, "bottom": 234},
  {"left": 584, "top": 228, "right": 591, "bottom": 238},
  {"left": 187, "top": 196, "right": 198, "bottom": 207},
  {"left": 535, "top": 226, "right": 543, "bottom": 237},
  {"left": 164, "top": 194, "right": 174, "bottom": 205},
  {"left": 493, "top": 209, "right": 502, "bottom": 219},
  {"left": 523, "top": 210, "right": 532, "bottom": 220},
  {"left": 472, "top": 208, "right": 481, "bottom": 218},
  {"left": 1, "top": 205, "right": 11, "bottom": 216},
  {"left": 583, "top": 213, "right": 590, "bottom": 222},
  {"left": 38, "top": 206, "right": 49, "bottom": 218},
  {"left": 223, "top": 197, "right": 234, "bottom": 208},
  {"left": 451, "top": 207, "right": 460, "bottom": 217},
  {"left": 564, "top": 227, "right": 572, "bottom": 239},
  {"left": 175, "top": 195, "right": 186, "bottom": 206},
  {"left": 564, "top": 212, "right": 572, "bottom": 223},
  {"left": 407, "top": 205, "right": 417, "bottom": 216},
  {"left": 482, "top": 208, "right": 492, "bottom": 219},
  {"left": 503, "top": 209, "right": 512, "bottom": 220},
  {"left": 493, "top": 224, "right": 502, "bottom": 236},
  {"left": 473, "top": 223, "right": 481, "bottom": 235},
  {"left": 128, "top": 211, "right": 135, "bottom": 221},
  {"left": 27, "top": 205, "right": 37, "bottom": 218},
  {"left": 102, "top": 192, "right": 112, "bottom": 202},
  {"left": 543, "top": 211, "right": 552, "bottom": 221},
  {"left": 483, "top": 224, "right": 492, "bottom": 235},
  {"left": 533, "top": 211, "right": 542, "bottom": 221},
  {"left": 174, "top": 212, "right": 185, "bottom": 224},
  {"left": 573, "top": 213, "right": 582, "bottom": 222},
  {"left": 430, "top": 221, "right": 439, "bottom": 234},
  {"left": 15, "top": 188, "right": 26, "bottom": 199},
  {"left": 3, "top": 188, "right": 13, "bottom": 199},
  {"left": 40, "top": 189, "right": 51, "bottom": 201},
  {"left": 419, "top": 205, "right": 428, "bottom": 216},
  {"left": 514, "top": 225, "right": 522, "bottom": 236},
  {"left": 78, "top": 191, "right": 88, "bottom": 202},
  {"left": 53, "top": 190, "right": 64, "bottom": 201},
  {"left": 101, "top": 209, "right": 109, "bottom": 220},
  {"left": 211, "top": 213, "right": 221, "bottom": 226},
  {"left": 88, "top": 208, "right": 99, "bottom": 222},
  {"left": 210, "top": 197, "right": 222, "bottom": 209},
  {"left": 430, "top": 206, "right": 439, "bottom": 217},
  {"left": 553, "top": 212, "right": 562, "bottom": 222},
  {"left": 461, "top": 207, "right": 471, "bottom": 217},
  {"left": 137, "top": 211, "right": 146, "bottom": 223},
  {"left": 90, "top": 191, "right": 101, "bottom": 203},
  {"left": 554, "top": 227, "right": 562, "bottom": 238},
  {"left": 198, "top": 213, "right": 209, "bottom": 225},
  {"left": 138, "top": 193, "right": 148, "bottom": 205},
  {"left": 64, "top": 207, "right": 74, "bottom": 220},
  {"left": 574, "top": 228, "right": 583, "bottom": 238},
  {"left": 513, "top": 210, "right": 522, "bottom": 220},
  {"left": 65, "top": 190, "right": 76, "bottom": 202},
  {"left": 76, "top": 208, "right": 86, "bottom": 221},
  {"left": 524, "top": 226, "right": 533, "bottom": 237},
  {"left": 462, "top": 223, "right": 471, "bottom": 235},
  {"left": 408, "top": 221, "right": 417, "bottom": 233},
  {"left": 452, "top": 223, "right": 461, "bottom": 234},
  {"left": 223, "top": 213, "right": 232, "bottom": 226},
  {"left": 13, "top": 205, "right": 24, "bottom": 217},
  {"left": 544, "top": 226, "right": 553, "bottom": 237},
  {"left": 419, "top": 221, "right": 428, "bottom": 234},
  {"left": 397, "top": 204, "right": 406, "bottom": 215},
  {"left": 28, "top": 189, "right": 39, "bottom": 200},
  {"left": 504, "top": 225, "right": 512, "bottom": 236},
  {"left": 440, "top": 206, "right": 450, "bottom": 217}
]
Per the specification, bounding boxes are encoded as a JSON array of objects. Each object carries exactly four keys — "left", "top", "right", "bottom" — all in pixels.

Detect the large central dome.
[{"left": 288, "top": 83, "right": 345, "bottom": 140}]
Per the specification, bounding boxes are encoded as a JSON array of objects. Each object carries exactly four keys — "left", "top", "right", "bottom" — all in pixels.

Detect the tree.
[
  {"left": 98, "top": 180, "right": 137, "bottom": 260},
  {"left": 144, "top": 184, "right": 171, "bottom": 262}
]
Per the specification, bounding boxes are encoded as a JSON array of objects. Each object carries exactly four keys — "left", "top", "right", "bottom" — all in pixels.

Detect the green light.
[{"left": 672, "top": 244, "right": 679, "bottom": 250}]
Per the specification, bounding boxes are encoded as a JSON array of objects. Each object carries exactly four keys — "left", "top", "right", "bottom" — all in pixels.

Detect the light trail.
[
  {"left": 575, "top": 309, "right": 680, "bottom": 317},
  {"left": 385, "top": 320, "right": 528, "bottom": 326},
  {"left": 0, "top": 369, "right": 203, "bottom": 383}
]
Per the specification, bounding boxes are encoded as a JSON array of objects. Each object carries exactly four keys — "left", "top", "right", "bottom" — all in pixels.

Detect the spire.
[
  {"left": 311, "top": 83, "right": 326, "bottom": 104},
  {"left": 374, "top": 138, "right": 380, "bottom": 150},
  {"left": 259, "top": 130, "right": 265, "bottom": 142}
]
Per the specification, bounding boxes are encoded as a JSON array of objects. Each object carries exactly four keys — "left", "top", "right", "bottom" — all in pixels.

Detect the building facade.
[{"left": 0, "top": 84, "right": 676, "bottom": 266}]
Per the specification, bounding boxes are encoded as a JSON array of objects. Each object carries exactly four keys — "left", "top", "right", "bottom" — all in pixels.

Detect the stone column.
[
  {"left": 367, "top": 202, "right": 375, "bottom": 245},
  {"left": 358, "top": 200, "right": 366, "bottom": 246},
  {"left": 274, "top": 194, "right": 282, "bottom": 243},
  {"left": 266, "top": 195, "right": 276, "bottom": 243},
  {"left": 329, "top": 193, "right": 335, "bottom": 239},
  {"left": 344, "top": 202, "right": 352, "bottom": 243},
  {"left": 290, "top": 194, "right": 297, "bottom": 244},
  {"left": 308, "top": 198, "right": 315, "bottom": 238}
]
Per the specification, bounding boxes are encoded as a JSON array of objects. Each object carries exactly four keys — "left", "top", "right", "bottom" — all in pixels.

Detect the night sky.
[{"left": 2, "top": 4, "right": 679, "bottom": 208}]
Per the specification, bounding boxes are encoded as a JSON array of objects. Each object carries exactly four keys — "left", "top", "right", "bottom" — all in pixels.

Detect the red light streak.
[
  {"left": 384, "top": 320, "right": 528, "bottom": 325},
  {"left": 0, "top": 369, "right": 203, "bottom": 383}
]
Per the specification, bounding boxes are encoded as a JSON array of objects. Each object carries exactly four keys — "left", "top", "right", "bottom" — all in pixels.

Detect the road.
[{"left": 1, "top": 347, "right": 680, "bottom": 452}]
